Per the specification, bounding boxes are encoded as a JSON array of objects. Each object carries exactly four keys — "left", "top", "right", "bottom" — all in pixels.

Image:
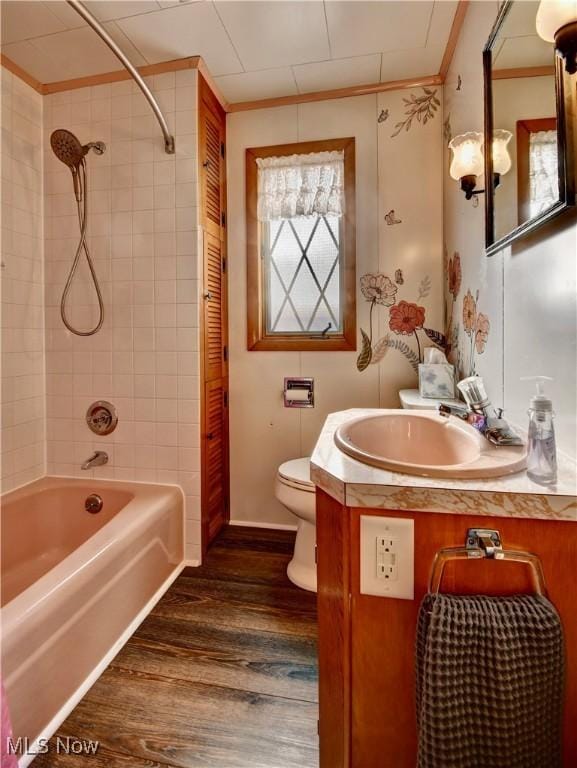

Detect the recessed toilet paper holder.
[{"left": 284, "top": 377, "right": 314, "bottom": 408}]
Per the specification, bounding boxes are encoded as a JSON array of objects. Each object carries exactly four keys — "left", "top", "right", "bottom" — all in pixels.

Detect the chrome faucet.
[
  {"left": 81, "top": 451, "right": 108, "bottom": 470},
  {"left": 440, "top": 376, "right": 524, "bottom": 447}
]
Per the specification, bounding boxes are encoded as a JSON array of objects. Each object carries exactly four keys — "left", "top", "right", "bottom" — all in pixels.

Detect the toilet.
[
  {"left": 274, "top": 458, "right": 317, "bottom": 592},
  {"left": 399, "top": 388, "right": 462, "bottom": 410}
]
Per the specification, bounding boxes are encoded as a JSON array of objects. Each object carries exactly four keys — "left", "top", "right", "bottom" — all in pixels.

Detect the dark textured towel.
[{"left": 416, "top": 593, "right": 564, "bottom": 768}]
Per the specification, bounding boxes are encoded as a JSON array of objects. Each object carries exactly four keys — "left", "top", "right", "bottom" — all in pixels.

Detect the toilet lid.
[{"left": 278, "top": 458, "right": 315, "bottom": 492}]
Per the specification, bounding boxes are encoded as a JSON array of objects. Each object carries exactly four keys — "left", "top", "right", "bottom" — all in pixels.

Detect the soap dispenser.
[{"left": 522, "top": 376, "right": 557, "bottom": 485}]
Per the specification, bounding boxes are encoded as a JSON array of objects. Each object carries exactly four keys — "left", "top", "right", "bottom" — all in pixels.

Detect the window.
[
  {"left": 516, "top": 118, "right": 558, "bottom": 225},
  {"left": 246, "top": 138, "right": 356, "bottom": 351}
]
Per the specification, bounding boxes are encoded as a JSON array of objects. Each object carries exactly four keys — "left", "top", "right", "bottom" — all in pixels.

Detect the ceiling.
[
  {"left": 1, "top": 0, "right": 458, "bottom": 103},
  {"left": 492, "top": 0, "right": 554, "bottom": 70}
]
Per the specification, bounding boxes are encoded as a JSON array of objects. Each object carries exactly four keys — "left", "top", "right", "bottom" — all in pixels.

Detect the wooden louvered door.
[{"left": 199, "top": 74, "right": 229, "bottom": 552}]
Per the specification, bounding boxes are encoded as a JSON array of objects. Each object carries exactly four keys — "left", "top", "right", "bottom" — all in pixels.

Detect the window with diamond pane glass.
[{"left": 262, "top": 215, "right": 343, "bottom": 335}]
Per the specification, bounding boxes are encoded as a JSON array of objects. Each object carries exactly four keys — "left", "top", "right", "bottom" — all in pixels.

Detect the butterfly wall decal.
[
  {"left": 394, "top": 269, "right": 404, "bottom": 285},
  {"left": 384, "top": 209, "right": 402, "bottom": 225},
  {"left": 377, "top": 109, "right": 389, "bottom": 123}
]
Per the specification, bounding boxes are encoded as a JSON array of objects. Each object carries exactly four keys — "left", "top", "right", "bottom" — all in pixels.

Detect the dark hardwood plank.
[
  {"left": 34, "top": 744, "right": 174, "bottom": 768},
  {"left": 45, "top": 667, "right": 318, "bottom": 768},
  {"left": 36, "top": 526, "right": 319, "bottom": 768},
  {"left": 150, "top": 578, "right": 317, "bottom": 637},
  {"left": 111, "top": 613, "right": 318, "bottom": 702}
]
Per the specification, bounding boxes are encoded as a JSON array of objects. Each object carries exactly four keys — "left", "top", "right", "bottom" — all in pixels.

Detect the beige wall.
[
  {"left": 1, "top": 68, "right": 45, "bottom": 493},
  {"left": 42, "top": 72, "right": 202, "bottom": 561},
  {"left": 227, "top": 89, "right": 444, "bottom": 526},
  {"left": 443, "top": 1, "right": 577, "bottom": 459}
]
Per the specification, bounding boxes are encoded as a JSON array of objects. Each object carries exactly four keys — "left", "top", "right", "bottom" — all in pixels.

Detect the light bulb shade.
[
  {"left": 492, "top": 129, "right": 512, "bottom": 175},
  {"left": 448, "top": 132, "right": 484, "bottom": 180},
  {"left": 536, "top": 0, "right": 577, "bottom": 41}
]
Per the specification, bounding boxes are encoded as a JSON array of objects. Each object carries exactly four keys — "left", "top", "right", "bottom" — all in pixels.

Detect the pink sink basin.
[{"left": 334, "top": 411, "right": 527, "bottom": 479}]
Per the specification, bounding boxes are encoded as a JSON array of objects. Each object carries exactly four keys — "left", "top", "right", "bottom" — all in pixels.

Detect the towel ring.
[{"left": 428, "top": 528, "right": 547, "bottom": 597}]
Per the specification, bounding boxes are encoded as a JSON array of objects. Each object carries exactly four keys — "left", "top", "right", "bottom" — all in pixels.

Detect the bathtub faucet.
[{"left": 81, "top": 451, "right": 108, "bottom": 470}]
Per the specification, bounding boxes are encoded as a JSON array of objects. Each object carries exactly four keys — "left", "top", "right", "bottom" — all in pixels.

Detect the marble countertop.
[{"left": 310, "top": 409, "right": 577, "bottom": 522}]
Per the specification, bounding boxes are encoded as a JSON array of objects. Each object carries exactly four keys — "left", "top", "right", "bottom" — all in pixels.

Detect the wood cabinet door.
[
  {"left": 199, "top": 73, "right": 228, "bottom": 552},
  {"left": 199, "top": 89, "right": 225, "bottom": 240},
  {"left": 203, "top": 232, "right": 227, "bottom": 383},
  {"left": 203, "top": 379, "right": 229, "bottom": 545}
]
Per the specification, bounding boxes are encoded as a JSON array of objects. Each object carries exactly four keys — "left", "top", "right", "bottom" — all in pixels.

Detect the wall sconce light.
[
  {"left": 536, "top": 0, "right": 577, "bottom": 75},
  {"left": 449, "top": 130, "right": 512, "bottom": 201}
]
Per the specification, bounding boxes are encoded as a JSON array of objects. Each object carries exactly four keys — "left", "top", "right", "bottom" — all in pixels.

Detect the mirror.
[{"left": 484, "top": 0, "right": 575, "bottom": 255}]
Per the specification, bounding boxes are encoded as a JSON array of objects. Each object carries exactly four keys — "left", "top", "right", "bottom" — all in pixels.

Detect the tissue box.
[{"left": 418, "top": 363, "right": 456, "bottom": 399}]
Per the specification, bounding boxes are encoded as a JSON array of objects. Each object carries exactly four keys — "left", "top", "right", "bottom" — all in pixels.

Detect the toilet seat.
[{"left": 277, "top": 458, "right": 315, "bottom": 493}]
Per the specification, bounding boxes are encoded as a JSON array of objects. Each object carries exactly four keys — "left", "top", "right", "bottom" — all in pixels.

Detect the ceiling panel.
[
  {"left": 294, "top": 54, "right": 381, "bottom": 94},
  {"left": 28, "top": 26, "right": 127, "bottom": 80},
  {"left": 1, "top": 1, "right": 67, "bottom": 44},
  {"left": 426, "top": 1, "right": 459, "bottom": 51},
  {"left": 493, "top": 35, "right": 554, "bottom": 69},
  {"left": 85, "top": 1, "right": 161, "bottom": 23},
  {"left": 380, "top": 45, "right": 444, "bottom": 82},
  {"left": 43, "top": 1, "right": 87, "bottom": 30},
  {"left": 117, "top": 2, "right": 243, "bottom": 76},
  {"left": 214, "top": 1, "right": 330, "bottom": 71},
  {"left": 215, "top": 67, "right": 298, "bottom": 102},
  {"left": 325, "top": 1, "right": 434, "bottom": 59},
  {"left": 0, "top": 39, "right": 66, "bottom": 82}
]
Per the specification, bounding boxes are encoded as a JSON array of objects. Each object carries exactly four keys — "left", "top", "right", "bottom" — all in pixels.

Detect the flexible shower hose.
[{"left": 60, "top": 159, "right": 104, "bottom": 336}]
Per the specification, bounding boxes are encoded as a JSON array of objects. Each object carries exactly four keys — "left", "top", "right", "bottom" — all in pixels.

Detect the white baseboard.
[
  {"left": 182, "top": 558, "right": 201, "bottom": 567},
  {"left": 229, "top": 520, "right": 297, "bottom": 532},
  {"left": 20, "top": 561, "right": 185, "bottom": 768}
]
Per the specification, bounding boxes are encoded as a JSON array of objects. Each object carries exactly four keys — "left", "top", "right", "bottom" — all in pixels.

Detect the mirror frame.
[{"left": 483, "top": 0, "right": 576, "bottom": 257}]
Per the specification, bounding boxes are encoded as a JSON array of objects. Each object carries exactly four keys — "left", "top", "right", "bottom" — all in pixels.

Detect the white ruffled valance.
[
  {"left": 256, "top": 150, "right": 344, "bottom": 222},
  {"left": 529, "top": 130, "right": 558, "bottom": 217}
]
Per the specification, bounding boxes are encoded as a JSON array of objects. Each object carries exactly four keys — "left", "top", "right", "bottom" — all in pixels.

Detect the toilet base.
[{"left": 287, "top": 518, "right": 317, "bottom": 592}]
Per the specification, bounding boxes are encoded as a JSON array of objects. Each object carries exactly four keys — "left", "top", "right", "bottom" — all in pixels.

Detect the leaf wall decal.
[
  {"left": 357, "top": 329, "right": 373, "bottom": 372},
  {"left": 424, "top": 328, "right": 447, "bottom": 348}
]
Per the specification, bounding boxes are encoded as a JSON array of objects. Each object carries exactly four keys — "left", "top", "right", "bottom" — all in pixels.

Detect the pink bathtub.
[{"left": 1, "top": 477, "right": 183, "bottom": 765}]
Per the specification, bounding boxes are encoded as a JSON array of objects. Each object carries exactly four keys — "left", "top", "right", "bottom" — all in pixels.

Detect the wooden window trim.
[
  {"left": 246, "top": 137, "right": 356, "bottom": 352},
  {"left": 516, "top": 117, "right": 557, "bottom": 226}
]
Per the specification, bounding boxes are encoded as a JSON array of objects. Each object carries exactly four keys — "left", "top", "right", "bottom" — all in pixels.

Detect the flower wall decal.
[
  {"left": 389, "top": 301, "right": 425, "bottom": 334},
  {"left": 357, "top": 271, "right": 445, "bottom": 374},
  {"left": 360, "top": 273, "right": 398, "bottom": 306},
  {"left": 463, "top": 289, "right": 477, "bottom": 333},
  {"left": 443, "top": 247, "right": 491, "bottom": 378}
]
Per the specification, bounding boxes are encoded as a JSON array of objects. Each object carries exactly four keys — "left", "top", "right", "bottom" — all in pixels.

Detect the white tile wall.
[
  {"left": 1, "top": 69, "right": 46, "bottom": 493},
  {"left": 42, "top": 71, "right": 202, "bottom": 560}
]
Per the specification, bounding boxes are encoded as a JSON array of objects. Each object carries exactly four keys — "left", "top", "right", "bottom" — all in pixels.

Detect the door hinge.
[
  {"left": 314, "top": 544, "right": 318, "bottom": 564},
  {"left": 220, "top": 142, "right": 225, "bottom": 158},
  {"left": 222, "top": 256, "right": 227, "bottom": 273},
  {"left": 223, "top": 391, "right": 228, "bottom": 407},
  {"left": 221, "top": 211, "right": 226, "bottom": 228},
  {"left": 223, "top": 345, "right": 228, "bottom": 362}
]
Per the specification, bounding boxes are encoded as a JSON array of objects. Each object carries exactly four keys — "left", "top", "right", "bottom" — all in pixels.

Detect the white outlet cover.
[{"left": 360, "top": 515, "right": 414, "bottom": 599}]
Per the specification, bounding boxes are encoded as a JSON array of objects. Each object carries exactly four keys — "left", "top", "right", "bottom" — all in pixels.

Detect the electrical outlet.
[{"left": 360, "top": 516, "right": 414, "bottom": 599}]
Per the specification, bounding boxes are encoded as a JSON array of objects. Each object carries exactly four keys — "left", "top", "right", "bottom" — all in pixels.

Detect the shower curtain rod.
[{"left": 67, "top": 0, "right": 175, "bottom": 154}]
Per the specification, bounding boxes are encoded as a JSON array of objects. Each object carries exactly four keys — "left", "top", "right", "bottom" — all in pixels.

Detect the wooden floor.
[{"left": 35, "top": 527, "right": 319, "bottom": 768}]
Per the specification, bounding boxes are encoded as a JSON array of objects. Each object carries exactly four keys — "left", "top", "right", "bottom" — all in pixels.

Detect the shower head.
[
  {"left": 50, "top": 129, "right": 86, "bottom": 169},
  {"left": 50, "top": 129, "right": 107, "bottom": 168},
  {"left": 50, "top": 129, "right": 106, "bottom": 202}
]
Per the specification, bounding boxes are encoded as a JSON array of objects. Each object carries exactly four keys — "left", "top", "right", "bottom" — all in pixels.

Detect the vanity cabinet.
[{"left": 316, "top": 489, "right": 577, "bottom": 767}]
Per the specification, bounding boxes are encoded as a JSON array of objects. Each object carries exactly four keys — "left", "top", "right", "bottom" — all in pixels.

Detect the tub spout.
[{"left": 81, "top": 451, "right": 108, "bottom": 470}]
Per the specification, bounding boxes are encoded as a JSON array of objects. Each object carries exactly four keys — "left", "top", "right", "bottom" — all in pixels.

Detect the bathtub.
[{"left": 1, "top": 477, "right": 184, "bottom": 765}]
